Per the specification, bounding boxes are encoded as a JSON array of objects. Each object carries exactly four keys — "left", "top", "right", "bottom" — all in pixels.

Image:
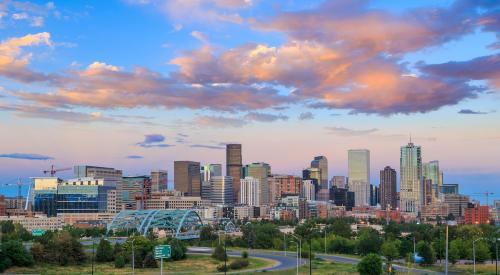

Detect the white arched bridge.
[{"left": 107, "top": 209, "right": 203, "bottom": 239}]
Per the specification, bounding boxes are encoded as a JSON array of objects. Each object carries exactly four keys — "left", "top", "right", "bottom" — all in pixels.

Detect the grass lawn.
[
  {"left": 5, "top": 254, "right": 274, "bottom": 275},
  {"left": 422, "top": 262, "right": 498, "bottom": 275},
  {"left": 241, "top": 259, "right": 359, "bottom": 275}
]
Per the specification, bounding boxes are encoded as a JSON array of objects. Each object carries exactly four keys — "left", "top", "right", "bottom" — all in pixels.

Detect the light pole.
[
  {"left": 290, "top": 234, "right": 302, "bottom": 275},
  {"left": 283, "top": 232, "right": 287, "bottom": 257},
  {"left": 91, "top": 239, "right": 95, "bottom": 275},
  {"left": 288, "top": 238, "right": 299, "bottom": 275},
  {"left": 324, "top": 226, "right": 328, "bottom": 254},
  {"left": 473, "top": 237, "right": 487, "bottom": 274},
  {"left": 445, "top": 224, "right": 448, "bottom": 275},
  {"left": 131, "top": 238, "right": 135, "bottom": 275}
]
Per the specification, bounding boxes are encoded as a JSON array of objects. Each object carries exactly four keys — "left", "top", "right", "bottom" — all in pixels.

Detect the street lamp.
[
  {"left": 324, "top": 226, "right": 328, "bottom": 254},
  {"left": 91, "top": 239, "right": 95, "bottom": 275},
  {"left": 473, "top": 237, "right": 487, "bottom": 274},
  {"left": 287, "top": 238, "right": 299, "bottom": 275},
  {"left": 290, "top": 234, "right": 302, "bottom": 275}
]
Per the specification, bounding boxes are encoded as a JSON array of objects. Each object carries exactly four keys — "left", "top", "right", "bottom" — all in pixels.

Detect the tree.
[
  {"left": 381, "top": 240, "right": 400, "bottom": 262},
  {"left": 96, "top": 239, "right": 114, "bottom": 262},
  {"left": 200, "top": 225, "right": 218, "bottom": 241},
  {"left": 113, "top": 242, "right": 123, "bottom": 255},
  {"left": 114, "top": 254, "right": 126, "bottom": 268},
  {"left": 383, "top": 221, "right": 402, "bottom": 240},
  {"left": 212, "top": 244, "right": 227, "bottom": 261},
  {"left": 357, "top": 253, "right": 383, "bottom": 275},
  {"left": 416, "top": 241, "right": 436, "bottom": 265},
  {"left": 241, "top": 251, "right": 248, "bottom": 258},
  {"left": 473, "top": 241, "right": 491, "bottom": 263},
  {"left": 142, "top": 252, "right": 157, "bottom": 268},
  {"left": 328, "top": 219, "right": 352, "bottom": 238},
  {"left": 31, "top": 242, "right": 46, "bottom": 262},
  {"left": 327, "top": 236, "right": 355, "bottom": 254},
  {"left": 448, "top": 242, "right": 460, "bottom": 264},
  {"left": 1, "top": 240, "right": 34, "bottom": 267},
  {"left": 165, "top": 238, "right": 187, "bottom": 261},
  {"left": 357, "top": 228, "right": 382, "bottom": 255}
]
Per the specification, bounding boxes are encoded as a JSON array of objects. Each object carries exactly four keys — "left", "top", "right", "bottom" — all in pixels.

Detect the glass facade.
[
  {"left": 56, "top": 185, "right": 112, "bottom": 213},
  {"left": 34, "top": 190, "right": 57, "bottom": 217}
]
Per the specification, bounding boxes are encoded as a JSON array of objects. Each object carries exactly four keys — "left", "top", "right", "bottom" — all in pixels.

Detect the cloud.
[
  {"left": 420, "top": 54, "right": 500, "bottom": 89},
  {"left": 194, "top": 115, "right": 248, "bottom": 128},
  {"left": 0, "top": 103, "right": 119, "bottom": 123},
  {"left": 126, "top": 0, "right": 252, "bottom": 24},
  {"left": 191, "top": 31, "right": 208, "bottom": 43},
  {"left": 190, "top": 144, "right": 225, "bottom": 150},
  {"left": 126, "top": 155, "right": 143, "bottom": 159},
  {"left": 135, "top": 134, "right": 173, "bottom": 148},
  {"left": 458, "top": 109, "right": 489, "bottom": 115},
  {"left": 0, "top": 1, "right": 59, "bottom": 27},
  {"left": 298, "top": 112, "right": 314, "bottom": 120},
  {"left": 325, "top": 126, "right": 378, "bottom": 136},
  {"left": 177, "top": 133, "right": 189, "bottom": 137},
  {"left": 0, "top": 153, "right": 53, "bottom": 160},
  {"left": 0, "top": 32, "right": 52, "bottom": 83},
  {"left": 244, "top": 112, "right": 288, "bottom": 122}
]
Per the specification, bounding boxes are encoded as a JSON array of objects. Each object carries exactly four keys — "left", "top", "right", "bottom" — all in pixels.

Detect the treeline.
[{"left": 195, "top": 218, "right": 500, "bottom": 266}]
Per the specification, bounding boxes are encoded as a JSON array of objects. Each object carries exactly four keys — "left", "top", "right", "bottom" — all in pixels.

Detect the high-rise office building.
[
  {"left": 201, "top": 164, "right": 222, "bottom": 182},
  {"left": 311, "top": 156, "right": 328, "bottom": 189},
  {"left": 243, "top": 163, "right": 271, "bottom": 205},
  {"left": 118, "top": 176, "right": 151, "bottom": 210},
  {"left": 370, "top": 184, "right": 379, "bottom": 206},
  {"left": 400, "top": 142, "right": 422, "bottom": 213},
  {"left": 174, "top": 161, "right": 201, "bottom": 196},
  {"left": 273, "top": 175, "right": 302, "bottom": 197},
  {"left": 440, "top": 184, "right": 459, "bottom": 195},
  {"left": 303, "top": 167, "right": 321, "bottom": 195},
  {"left": 330, "top": 187, "right": 355, "bottom": 211},
  {"left": 56, "top": 178, "right": 114, "bottom": 214},
  {"left": 302, "top": 179, "right": 316, "bottom": 201},
  {"left": 423, "top": 160, "right": 441, "bottom": 198},
  {"left": 150, "top": 170, "right": 168, "bottom": 193},
  {"left": 423, "top": 179, "right": 433, "bottom": 205},
  {"left": 210, "top": 176, "right": 233, "bottom": 205},
  {"left": 201, "top": 164, "right": 222, "bottom": 199},
  {"left": 226, "top": 144, "right": 242, "bottom": 202},
  {"left": 73, "top": 165, "right": 122, "bottom": 181},
  {"left": 348, "top": 149, "right": 370, "bottom": 206},
  {"left": 380, "top": 166, "right": 397, "bottom": 210},
  {"left": 331, "top": 176, "right": 346, "bottom": 189},
  {"left": 240, "top": 177, "right": 260, "bottom": 206}
]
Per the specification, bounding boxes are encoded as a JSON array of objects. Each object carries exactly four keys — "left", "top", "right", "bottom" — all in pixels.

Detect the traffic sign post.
[{"left": 154, "top": 245, "right": 171, "bottom": 275}]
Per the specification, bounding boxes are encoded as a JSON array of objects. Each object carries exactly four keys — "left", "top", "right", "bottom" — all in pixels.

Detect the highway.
[{"left": 188, "top": 247, "right": 307, "bottom": 272}]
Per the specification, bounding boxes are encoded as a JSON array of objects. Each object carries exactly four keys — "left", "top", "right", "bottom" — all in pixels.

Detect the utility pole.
[{"left": 91, "top": 239, "right": 95, "bottom": 275}]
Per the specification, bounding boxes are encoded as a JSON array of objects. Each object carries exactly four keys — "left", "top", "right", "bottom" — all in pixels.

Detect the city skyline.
[{"left": 0, "top": 0, "right": 499, "bottom": 202}]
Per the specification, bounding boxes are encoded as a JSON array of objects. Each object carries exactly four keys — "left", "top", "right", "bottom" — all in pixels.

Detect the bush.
[
  {"left": 241, "top": 251, "right": 249, "bottom": 259},
  {"left": 212, "top": 244, "right": 227, "bottom": 261},
  {"left": 216, "top": 263, "right": 228, "bottom": 272},
  {"left": 165, "top": 238, "right": 187, "bottom": 261},
  {"left": 96, "top": 239, "right": 114, "bottom": 262},
  {"left": 114, "top": 254, "right": 126, "bottom": 268},
  {"left": 229, "top": 259, "right": 249, "bottom": 270},
  {"left": 142, "top": 252, "right": 157, "bottom": 268},
  {"left": 357, "top": 253, "right": 382, "bottom": 275}
]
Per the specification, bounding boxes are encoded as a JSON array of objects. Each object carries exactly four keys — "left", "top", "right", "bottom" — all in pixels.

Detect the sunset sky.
[{"left": 0, "top": 0, "right": 499, "bottom": 200}]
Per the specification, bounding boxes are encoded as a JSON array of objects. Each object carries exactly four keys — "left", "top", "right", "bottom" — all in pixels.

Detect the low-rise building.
[
  {"left": 144, "top": 192, "right": 212, "bottom": 210},
  {"left": 465, "top": 202, "right": 490, "bottom": 224},
  {"left": 0, "top": 215, "right": 65, "bottom": 231}
]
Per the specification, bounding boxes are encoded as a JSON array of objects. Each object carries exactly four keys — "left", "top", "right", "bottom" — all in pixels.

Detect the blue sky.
[{"left": 0, "top": 0, "right": 499, "bottom": 203}]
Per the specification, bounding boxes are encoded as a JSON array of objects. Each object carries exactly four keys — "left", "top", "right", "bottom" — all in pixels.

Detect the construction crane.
[
  {"left": 472, "top": 191, "right": 495, "bottom": 206},
  {"left": 43, "top": 165, "right": 71, "bottom": 177},
  {"left": 0, "top": 179, "right": 30, "bottom": 198}
]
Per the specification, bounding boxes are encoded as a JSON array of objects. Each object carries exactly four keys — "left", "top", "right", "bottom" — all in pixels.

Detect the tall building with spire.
[
  {"left": 400, "top": 141, "right": 423, "bottom": 213},
  {"left": 348, "top": 149, "right": 370, "bottom": 206},
  {"left": 311, "top": 156, "right": 328, "bottom": 189},
  {"left": 226, "top": 144, "right": 242, "bottom": 202}
]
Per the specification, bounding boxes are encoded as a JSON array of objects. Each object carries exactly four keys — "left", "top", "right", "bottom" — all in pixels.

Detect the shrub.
[
  {"left": 241, "top": 251, "right": 249, "bottom": 259},
  {"left": 357, "top": 253, "right": 382, "bottom": 275},
  {"left": 114, "top": 254, "right": 126, "bottom": 268},
  {"left": 212, "top": 244, "right": 227, "bottom": 261},
  {"left": 230, "top": 259, "right": 249, "bottom": 270},
  {"left": 216, "top": 263, "right": 228, "bottom": 272}
]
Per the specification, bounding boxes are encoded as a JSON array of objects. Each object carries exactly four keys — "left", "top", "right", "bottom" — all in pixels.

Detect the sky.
[{"left": 0, "top": 0, "right": 499, "bottom": 202}]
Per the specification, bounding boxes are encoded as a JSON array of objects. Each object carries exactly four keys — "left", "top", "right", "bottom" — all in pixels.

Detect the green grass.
[
  {"left": 5, "top": 254, "right": 274, "bottom": 275},
  {"left": 241, "top": 259, "right": 358, "bottom": 275}
]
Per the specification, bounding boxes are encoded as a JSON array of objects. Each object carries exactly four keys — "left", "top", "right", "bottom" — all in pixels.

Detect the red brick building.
[
  {"left": 465, "top": 202, "right": 490, "bottom": 224},
  {"left": 0, "top": 195, "right": 6, "bottom": 216}
]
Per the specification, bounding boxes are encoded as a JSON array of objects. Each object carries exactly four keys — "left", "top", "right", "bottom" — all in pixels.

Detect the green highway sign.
[
  {"left": 31, "top": 229, "right": 46, "bottom": 236},
  {"left": 154, "top": 245, "right": 171, "bottom": 259}
]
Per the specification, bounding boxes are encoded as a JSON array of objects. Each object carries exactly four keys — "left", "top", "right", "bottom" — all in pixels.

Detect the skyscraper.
[
  {"left": 348, "top": 149, "right": 370, "bottom": 206},
  {"left": 331, "top": 176, "right": 346, "bottom": 189},
  {"left": 200, "top": 164, "right": 222, "bottom": 199},
  {"left": 311, "top": 156, "right": 328, "bottom": 189},
  {"left": 174, "top": 161, "right": 201, "bottom": 196},
  {"left": 400, "top": 142, "right": 422, "bottom": 213},
  {"left": 240, "top": 177, "right": 260, "bottom": 206},
  {"left": 243, "top": 162, "right": 271, "bottom": 205},
  {"left": 303, "top": 167, "right": 321, "bottom": 195},
  {"left": 423, "top": 160, "right": 442, "bottom": 198},
  {"left": 210, "top": 176, "right": 234, "bottom": 205},
  {"left": 150, "top": 170, "right": 168, "bottom": 193},
  {"left": 302, "top": 179, "right": 316, "bottom": 201},
  {"left": 380, "top": 166, "right": 397, "bottom": 210},
  {"left": 226, "top": 144, "right": 242, "bottom": 202}
]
